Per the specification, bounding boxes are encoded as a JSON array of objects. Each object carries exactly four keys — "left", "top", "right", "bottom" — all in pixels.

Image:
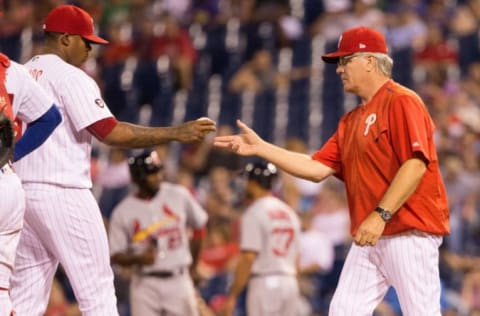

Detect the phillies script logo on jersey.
[{"left": 364, "top": 113, "right": 377, "bottom": 136}]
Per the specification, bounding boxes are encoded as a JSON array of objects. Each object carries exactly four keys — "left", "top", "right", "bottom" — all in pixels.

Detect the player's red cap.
[
  {"left": 43, "top": 5, "right": 108, "bottom": 45},
  {"left": 322, "top": 26, "right": 387, "bottom": 64}
]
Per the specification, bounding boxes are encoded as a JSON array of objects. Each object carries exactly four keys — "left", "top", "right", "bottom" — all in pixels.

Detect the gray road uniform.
[
  {"left": 241, "top": 196, "right": 301, "bottom": 316},
  {"left": 109, "top": 182, "right": 208, "bottom": 316}
]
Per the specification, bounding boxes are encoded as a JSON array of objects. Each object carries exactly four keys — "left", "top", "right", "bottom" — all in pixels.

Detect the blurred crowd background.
[{"left": 1, "top": 0, "right": 480, "bottom": 315}]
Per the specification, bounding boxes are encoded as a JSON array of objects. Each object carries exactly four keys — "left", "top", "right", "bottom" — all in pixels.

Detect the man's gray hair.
[{"left": 369, "top": 52, "right": 393, "bottom": 77}]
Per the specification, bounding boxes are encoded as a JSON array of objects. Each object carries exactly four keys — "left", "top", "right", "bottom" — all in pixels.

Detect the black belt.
[
  {"left": 141, "top": 267, "right": 185, "bottom": 278},
  {"left": 251, "top": 272, "right": 295, "bottom": 278}
]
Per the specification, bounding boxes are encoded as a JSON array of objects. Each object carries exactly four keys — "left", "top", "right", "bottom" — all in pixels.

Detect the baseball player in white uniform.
[
  {"left": 10, "top": 5, "right": 215, "bottom": 316},
  {"left": 225, "top": 162, "right": 301, "bottom": 316},
  {"left": 109, "top": 150, "right": 208, "bottom": 316},
  {"left": 0, "top": 51, "right": 61, "bottom": 315}
]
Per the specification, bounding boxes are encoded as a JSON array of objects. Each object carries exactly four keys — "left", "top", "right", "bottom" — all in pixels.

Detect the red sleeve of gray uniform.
[{"left": 182, "top": 186, "right": 208, "bottom": 229}]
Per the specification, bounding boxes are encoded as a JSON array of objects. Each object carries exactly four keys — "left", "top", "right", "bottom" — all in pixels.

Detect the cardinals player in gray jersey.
[
  {"left": 10, "top": 5, "right": 215, "bottom": 316},
  {"left": 109, "top": 150, "right": 208, "bottom": 316},
  {"left": 224, "top": 162, "right": 301, "bottom": 316}
]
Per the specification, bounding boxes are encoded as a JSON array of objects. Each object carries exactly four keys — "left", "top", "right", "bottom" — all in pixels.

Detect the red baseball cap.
[
  {"left": 43, "top": 5, "right": 108, "bottom": 45},
  {"left": 322, "top": 26, "right": 387, "bottom": 64}
]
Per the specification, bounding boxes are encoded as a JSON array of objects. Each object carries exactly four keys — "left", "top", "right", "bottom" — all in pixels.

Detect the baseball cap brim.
[
  {"left": 321, "top": 51, "right": 353, "bottom": 64},
  {"left": 82, "top": 34, "right": 109, "bottom": 45}
]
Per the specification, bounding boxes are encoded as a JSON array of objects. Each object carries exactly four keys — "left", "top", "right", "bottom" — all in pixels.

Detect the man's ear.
[
  {"left": 60, "top": 34, "right": 70, "bottom": 46},
  {"left": 366, "top": 55, "right": 376, "bottom": 72}
]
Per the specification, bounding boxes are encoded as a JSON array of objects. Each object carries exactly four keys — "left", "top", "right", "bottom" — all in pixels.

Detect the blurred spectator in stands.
[
  {"left": 442, "top": 153, "right": 476, "bottom": 253},
  {"left": 311, "top": 179, "right": 350, "bottom": 248},
  {"left": 424, "top": 0, "right": 456, "bottom": 35},
  {"left": 449, "top": 0, "right": 480, "bottom": 77},
  {"left": 308, "top": 178, "right": 350, "bottom": 315},
  {"left": 99, "top": 0, "right": 131, "bottom": 30},
  {"left": 229, "top": 48, "right": 290, "bottom": 141},
  {"left": 151, "top": 13, "right": 198, "bottom": 91},
  {"left": 198, "top": 225, "right": 239, "bottom": 313},
  {"left": 416, "top": 21, "right": 458, "bottom": 65},
  {"left": 240, "top": 0, "right": 289, "bottom": 23},
  {"left": 385, "top": 1, "right": 427, "bottom": 88},
  {"left": 461, "top": 62, "right": 480, "bottom": 100},
  {"left": 97, "top": 148, "right": 131, "bottom": 220},
  {"left": 190, "top": 0, "right": 223, "bottom": 27},
  {"left": 279, "top": 137, "right": 323, "bottom": 213},
  {"left": 297, "top": 210, "right": 335, "bottom": 316},
  {"left": 0, "top": 0, "right": 35, "bottom": 62},
  {"left": 298, "top": 211, "right": 334, "bottom": 274},
  {"left": 462, "top": 269, "right": 480, "bottom": 313},
  {"left": 101, "top": 18, "right": 138, "bottom": 123},
  {"left": 345, "top": 0, "right": 385, "bottom": 31},
  {"left": 180, "top": 126, "right": 244, "bottom": 178},
  {"left": 200, "top": 166, "right": 238, "bottom": 208},
  {"left": 310, "top": 0, "right": 350, "bottom": 41},
  {"left": 45, "top": 278, "right": 81, "bottom": 316},
  {"left": 229, "top": 48, "right": 289, "bottom": 94},
  {"left": 102, "top": 19, "right": 134, "bottom": 67}
]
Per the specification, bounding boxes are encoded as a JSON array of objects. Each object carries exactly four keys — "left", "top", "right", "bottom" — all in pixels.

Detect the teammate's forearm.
[
  {"left": 377, "top": 158, "right": 427, "bottom": 214},
  {"left": 189, "top": 238, "right": 203, "bottom": 269},
  {"left": 102, "top": 122, "right": 180, "bottom": 147},
  {"left": 110, "top": 253, "right": 148, "bottom": 266},
  {"left": 256, "top": 141, "right": 334, "bottom": 182},
  {"left": 228, "top": 252, "right": 255, "bottom": 298}
]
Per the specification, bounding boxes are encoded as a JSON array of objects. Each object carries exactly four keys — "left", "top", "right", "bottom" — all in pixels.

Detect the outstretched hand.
[
  {"left": 177, "top": 117, "right": 216, "bottom": 143},
  {"left": 213, "top": 120, "right": 262, "bottom": 156}
]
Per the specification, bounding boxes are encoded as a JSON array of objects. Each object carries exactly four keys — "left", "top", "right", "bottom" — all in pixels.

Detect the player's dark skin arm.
[
  {"left": 102, "top": 120, "right": 216, "bottom": 148},
  {"left": 110, "top": 247, "right": 155, "bottom": 267},
  {"left": 189, "top": 236, "right": 203, "bottom": 283},
  {"left": 224, "top": 251, "right": 257, "bottom": 316}
]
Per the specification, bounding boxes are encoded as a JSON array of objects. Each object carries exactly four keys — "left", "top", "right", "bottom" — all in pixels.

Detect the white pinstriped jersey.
[
  {"left": 15, "top": 54, "right": 113, "bottom": 188},
  {"left": 109, "top": 182, "right": 208, "bottom": 272},
  {"left": 6, "top": 61, "right": 54, "bottom": 125},
  {"left": 241, "top": 196, "right": 301, "bottom": 276}
]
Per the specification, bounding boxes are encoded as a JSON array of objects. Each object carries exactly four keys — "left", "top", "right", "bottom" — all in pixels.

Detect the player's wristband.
[{"left": 192, "top": 227, "right": 206, "bottom": 240}]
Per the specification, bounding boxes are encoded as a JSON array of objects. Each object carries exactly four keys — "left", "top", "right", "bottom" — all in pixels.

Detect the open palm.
[{"left": 213, "top": 120, "right": 263, "bottom": 156}]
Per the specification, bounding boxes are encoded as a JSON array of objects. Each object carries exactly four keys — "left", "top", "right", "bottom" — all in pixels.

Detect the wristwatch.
[{"left": 374, "top": 206, "right": 392, "bottom": 222}]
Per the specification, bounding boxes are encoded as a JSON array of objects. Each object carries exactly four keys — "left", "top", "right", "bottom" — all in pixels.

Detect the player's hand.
[
  {"left": 0, "top": 112, "right": 14, "bottom": 166},
  {"left": 353, "top": 211, "right": 386, "bottom": 247},
  {"left": 222, "top": 296, "right": 237, "bottom": 316},
  {"left": 175, "top": 117, "right": 216, "bottom": 143},
  {"left": 189, "top": 265, "right": 202, "bottom": 286},
  {"left": 138, "top": 246, "right": 156, "bottom": 265},
  {"left": 213, "top": 119, "right": 263, "bottom": 156}
]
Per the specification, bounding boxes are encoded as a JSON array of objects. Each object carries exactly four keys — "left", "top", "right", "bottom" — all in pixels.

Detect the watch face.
[{"left": 382, "top": 211, "right": 392, "bottom": 221}]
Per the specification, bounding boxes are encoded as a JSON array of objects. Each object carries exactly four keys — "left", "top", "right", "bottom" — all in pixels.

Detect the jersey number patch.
[{"left": 271, "top": 227, "right": 295, "bottom": 256}]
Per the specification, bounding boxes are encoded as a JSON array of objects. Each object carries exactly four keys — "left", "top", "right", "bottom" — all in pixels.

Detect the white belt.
[{"left": 0, "top": 164, "right": 12, "bottom": 174}]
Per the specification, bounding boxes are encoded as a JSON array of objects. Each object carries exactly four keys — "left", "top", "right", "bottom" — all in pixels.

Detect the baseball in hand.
[{"left": 196, "top": 117, "right": 211, "bottom": 121}]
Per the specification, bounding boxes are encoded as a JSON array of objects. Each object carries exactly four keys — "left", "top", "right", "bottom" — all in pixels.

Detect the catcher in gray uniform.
[
  {"left": 108, "top": 150, "right": 208, "bottom": 316},
  {"left": 225, "top": 162, "right": 301, "bottom": 316}
]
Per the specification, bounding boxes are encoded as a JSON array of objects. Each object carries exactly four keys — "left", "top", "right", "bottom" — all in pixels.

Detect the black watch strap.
[{"left": 374, "top": 206, "right": 392, "bottom": 222}]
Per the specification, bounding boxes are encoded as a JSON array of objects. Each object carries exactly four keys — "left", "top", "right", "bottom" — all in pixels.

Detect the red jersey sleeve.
[
  {"left": 87, "top": 117, "right": 118, "bottom": 141},
  {"left": 388, "top": 95, "right": 434, "bottom": 164},
  {"left": 311, "top": 131, "right": 344, "bottom": 180}
]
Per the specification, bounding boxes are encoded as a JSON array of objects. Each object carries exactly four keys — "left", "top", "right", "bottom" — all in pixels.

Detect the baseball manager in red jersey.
[{"left": 214, "top": 26, "right": 449, "bottom": 315}]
